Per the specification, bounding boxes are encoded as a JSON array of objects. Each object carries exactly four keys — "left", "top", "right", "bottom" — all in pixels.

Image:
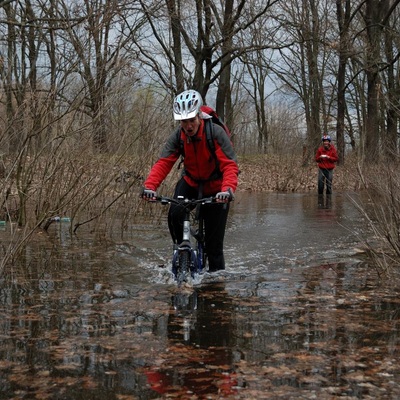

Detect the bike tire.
[{"left": 176, "top": 250, "right": 191, "bottom": 286}]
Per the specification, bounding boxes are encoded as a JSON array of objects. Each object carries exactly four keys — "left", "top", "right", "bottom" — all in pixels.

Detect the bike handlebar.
[{"left": 155, "top": 196, "right": 215, "bottom": 206}]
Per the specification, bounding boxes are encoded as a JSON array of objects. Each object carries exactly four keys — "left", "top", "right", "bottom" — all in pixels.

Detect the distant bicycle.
[{"left": 153, "top": 195, "right": 214, "bottom": 286}]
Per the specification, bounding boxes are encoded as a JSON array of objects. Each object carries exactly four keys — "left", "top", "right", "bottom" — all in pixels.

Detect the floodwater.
[{"left": 1, "top": 192, "right": 400, "bottom": 399}]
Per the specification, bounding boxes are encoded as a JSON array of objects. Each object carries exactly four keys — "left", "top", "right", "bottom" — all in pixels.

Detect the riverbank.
[{"left": 237, "top": 154, "right": 359, "bottom": 193}]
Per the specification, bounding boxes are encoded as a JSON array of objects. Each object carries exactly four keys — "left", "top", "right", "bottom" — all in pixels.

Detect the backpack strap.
[
  {"left": 204, "top": 119, "right": 220, "bottom": 171},
  {"left": 202, "top": 120, "right": 223, "bottom": 182},
  {"left": 204, "top": 119, "right": 215, "bottom": 154},
  {"left": 175, "top": 127, "right": 185, "bottom": 169}
]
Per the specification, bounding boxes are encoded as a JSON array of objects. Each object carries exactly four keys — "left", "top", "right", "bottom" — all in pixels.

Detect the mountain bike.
[{"left": 153, "top": 195, "right": 214, "bottom": 286}]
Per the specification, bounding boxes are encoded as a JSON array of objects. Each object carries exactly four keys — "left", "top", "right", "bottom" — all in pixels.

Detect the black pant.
[
  {"left": 167, "top": 178, "right": 229, "bottom": 271},
  {"left": 318, "top": 168, "right": 333, "bottom": 195}
]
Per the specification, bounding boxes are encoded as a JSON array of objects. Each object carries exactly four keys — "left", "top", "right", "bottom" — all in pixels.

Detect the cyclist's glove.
[
  {"left": 141, "top": 188, "right": 157, "bottom": 201},
  {"left": 216, "top": 188, "right": 233, "bottom": 203}
]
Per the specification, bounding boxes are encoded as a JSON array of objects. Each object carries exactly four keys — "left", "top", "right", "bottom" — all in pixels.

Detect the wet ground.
[{"left": 1, "top": 192, "right": 400, "bottom": 399}]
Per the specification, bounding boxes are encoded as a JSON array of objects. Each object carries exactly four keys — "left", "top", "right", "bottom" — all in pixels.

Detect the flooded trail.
[{"left": 1, "top": 192, "right": 400, "bottom": 399}]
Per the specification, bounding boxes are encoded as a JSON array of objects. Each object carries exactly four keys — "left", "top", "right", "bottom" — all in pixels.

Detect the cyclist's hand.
[
  {"left": 141, "top": 188, "right": 157, "bottom": 201},
  {"left": 216, "top": 189, "right": 233, "bottom": 203}
]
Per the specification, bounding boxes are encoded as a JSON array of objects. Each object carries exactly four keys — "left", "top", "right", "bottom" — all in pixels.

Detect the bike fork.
[{"left": 172, "top": 214, "right": 204, "bottom": 282}]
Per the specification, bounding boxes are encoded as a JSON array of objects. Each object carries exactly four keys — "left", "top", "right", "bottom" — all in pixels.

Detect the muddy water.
[{"left": 1, "top": 192, "right": 400, "bottom": 399}]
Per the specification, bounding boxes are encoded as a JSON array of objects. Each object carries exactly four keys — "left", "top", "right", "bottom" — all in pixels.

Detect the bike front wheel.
[{"left": 176, "top": 250, "right": 191, "bottom": 286}]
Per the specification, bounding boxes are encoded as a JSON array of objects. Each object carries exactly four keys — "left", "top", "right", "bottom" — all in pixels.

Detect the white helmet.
[{"left": 173, "top": 90, "right": 203, "bottom": 120}]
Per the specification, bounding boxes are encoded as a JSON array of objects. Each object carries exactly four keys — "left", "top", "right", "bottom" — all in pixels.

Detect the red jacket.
[
  {"left": 315, "top": 143, "right": 338, "bottom": 169},
  {"left": 144, "top": 120, "right": 238, "bottom": 196}
]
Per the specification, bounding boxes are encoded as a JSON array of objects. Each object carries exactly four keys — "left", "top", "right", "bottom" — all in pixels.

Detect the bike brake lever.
[
  {"left": 202, "top": 197, "right": 214, "bottom": 204},
  {"left": 160, "top": 198, "right": 170, "bottom": 205}
]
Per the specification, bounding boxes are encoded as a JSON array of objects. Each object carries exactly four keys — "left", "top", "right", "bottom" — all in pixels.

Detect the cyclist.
[
  {"left": 141, "top": 90, "right": 239, "bottom": 272},
  {"left": 315, "top": 135, "right": 339, "bottom": 196}
]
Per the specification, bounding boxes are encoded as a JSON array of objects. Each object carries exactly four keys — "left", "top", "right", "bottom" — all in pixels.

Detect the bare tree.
[
  {"left": 270, "top": 0, "right": 336, "bottom": 163},
  {"left": 54, "top": 0, "right": 142, "bottom": 151},
  {"left": 238, "top": 24, "right": 274, "bottom": 152},
  {"left": 132, "top": 0, "right": 278, "bottom": 124},
  {"left": 361, "top": 0, "right": 400, "bottom": 160},
  {"left": 382, "top": 3, "right": 400, "bottom": 154},
  {"left": 0, "top": 0, "right": 44, "bottom": 152},
  {"left": 335, "top": 0, "right": 351, "bottom": 164}
]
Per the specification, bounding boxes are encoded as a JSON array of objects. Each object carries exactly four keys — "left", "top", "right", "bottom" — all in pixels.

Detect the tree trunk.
[
  {"left": 364, "top": 0, "right": 379, "bottom": 160},
  {"left": 383, "top": 7, "right": 399, "bottom": 154},
  {"left": 166, "top": 0, "right": 184, "bottom": 93},
  {"left": 335, "top": 0, "right": 351, "bottom": 165},
  {"left": 216, "top": 0, "right": 235, "bottom": 122}
]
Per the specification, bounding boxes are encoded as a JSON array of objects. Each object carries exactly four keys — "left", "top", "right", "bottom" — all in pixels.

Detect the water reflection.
[
  {"left": 139, "top": 285, "right": 241, "bottom": 396},
  {"left": 317, "top": 193, "right": 332, "bottom": 209},
  {"left": 1, "top": 192, "right": 400, "bottom": 399},
  {"left": 226, "top": 192, "right": 362, "bottom": 274}
]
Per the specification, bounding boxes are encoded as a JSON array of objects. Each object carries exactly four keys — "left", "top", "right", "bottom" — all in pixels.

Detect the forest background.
[{"left": 0, "top": 0, "right": 400, "bottom": 272}]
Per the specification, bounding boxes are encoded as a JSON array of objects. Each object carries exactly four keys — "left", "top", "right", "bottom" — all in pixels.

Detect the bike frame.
[{"left": 154, "top": 195, "right": 214, "bottom": 285}]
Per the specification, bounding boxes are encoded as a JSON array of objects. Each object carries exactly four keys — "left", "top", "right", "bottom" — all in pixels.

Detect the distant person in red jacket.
[
  {"left": 141, "top": 90, "right": 239, "bottom": 272},
  {"left": 315, "top": 135, "right": 339, "bottom": 196}
]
